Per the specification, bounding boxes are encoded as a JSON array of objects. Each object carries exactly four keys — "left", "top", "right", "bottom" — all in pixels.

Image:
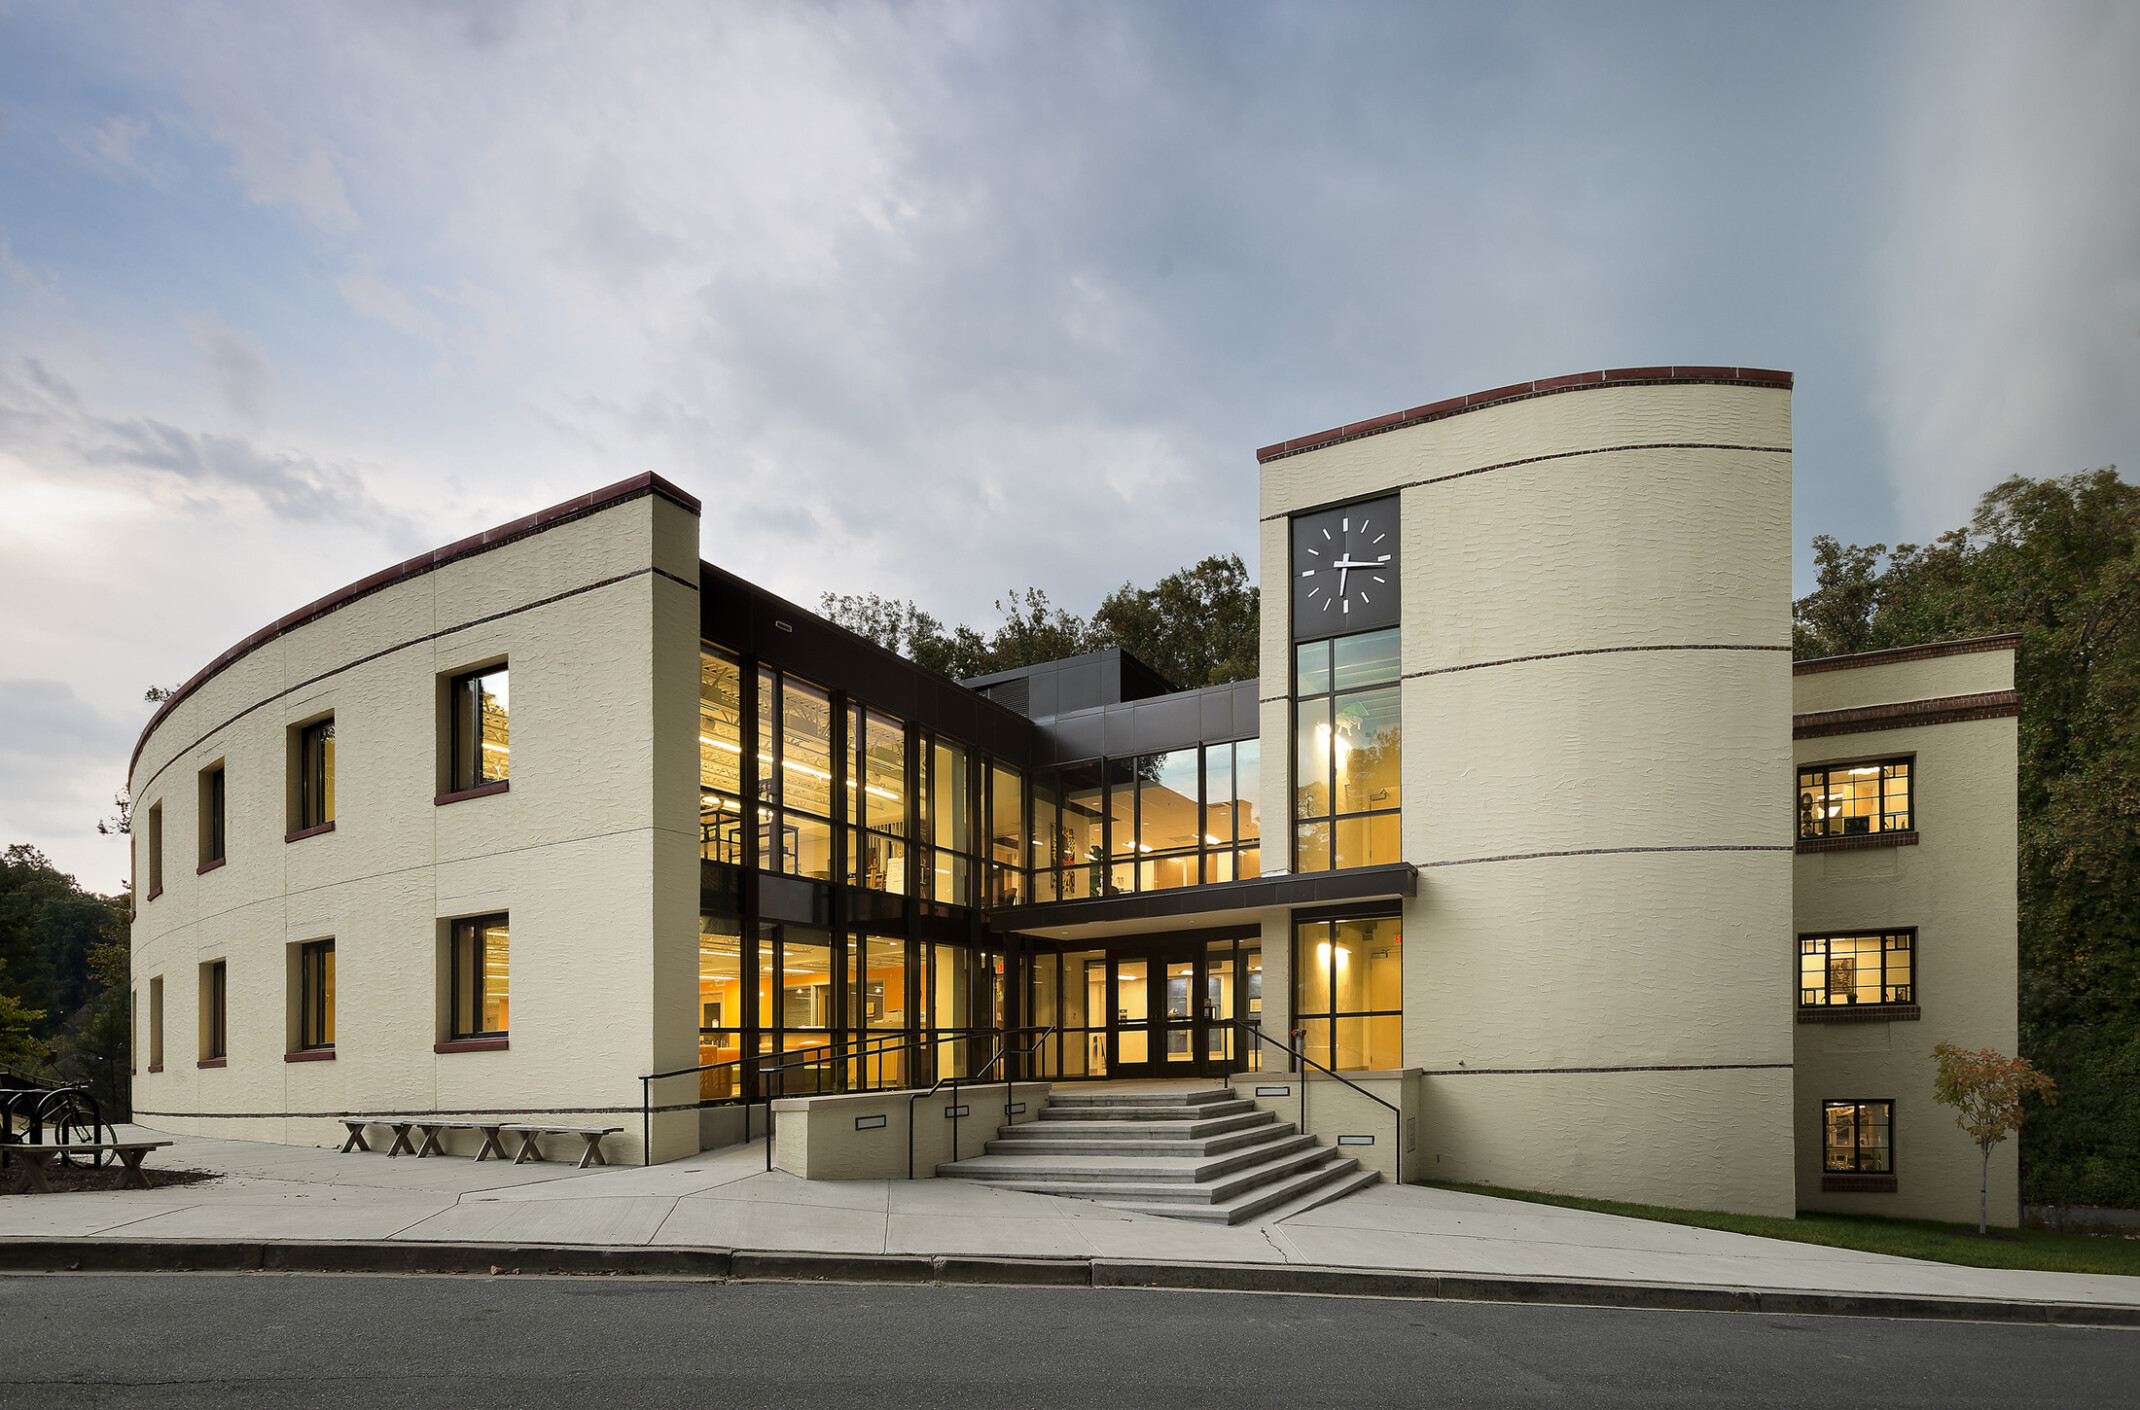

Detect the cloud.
[
  {"left": 187, "top": 316, "right": 275, "bottom": 423},
  {"left": 0, "top": 679, "right": 137, "bottom": 872}
]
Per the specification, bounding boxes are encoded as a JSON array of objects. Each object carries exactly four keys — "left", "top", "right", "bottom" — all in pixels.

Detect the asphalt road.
[{"left": 1, "top": 1275, "right": 2132, "bottom": 1409}]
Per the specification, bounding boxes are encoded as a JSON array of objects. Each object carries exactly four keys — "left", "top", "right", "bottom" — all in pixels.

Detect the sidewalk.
[{"left": 5, "top": 1122, "right": 2138, "bottom": 1319}]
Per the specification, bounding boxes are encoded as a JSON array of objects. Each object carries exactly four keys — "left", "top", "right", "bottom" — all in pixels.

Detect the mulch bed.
[{"left": 1, "top": 1163, "right": 221, "bottom": 1196}]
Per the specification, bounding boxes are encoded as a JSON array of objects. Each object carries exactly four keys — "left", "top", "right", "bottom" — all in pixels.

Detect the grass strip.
[{"left": 1419, "top": 1180, "right": 2140, "bottom": 1278}]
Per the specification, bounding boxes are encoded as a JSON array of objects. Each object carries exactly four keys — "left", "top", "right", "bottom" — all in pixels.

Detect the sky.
[{"left": 2, "top": 0, "right": 2136, "bottom": 893}]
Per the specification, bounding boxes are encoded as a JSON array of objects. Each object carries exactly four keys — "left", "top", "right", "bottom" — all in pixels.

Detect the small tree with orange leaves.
[{"left": 1932, "top": 1043, "right": 2057, "bottom": 1234}]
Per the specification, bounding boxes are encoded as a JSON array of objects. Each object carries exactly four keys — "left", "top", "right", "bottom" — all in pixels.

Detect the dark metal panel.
[
  {"left": 1058, "top": 663, "right": 1103, "bottom": 714},
  {"left": 759, "top": 873, "right": 832, "bottom": 926},
  {"left": 1201, "top": 688, "right": 1235, "bottom": 741},
  {"left": 1029, "top": 669, "right": 1061, "bottom": 720},
  {"left": 1233, "top": 680, "right": 1262, "bottom": 739},
  {"left": 1103, "top": 706, "right": 1139, "bottom": 758},
  {"left": 1129, "top": 694, "right": 1203, "bottom": 754}
]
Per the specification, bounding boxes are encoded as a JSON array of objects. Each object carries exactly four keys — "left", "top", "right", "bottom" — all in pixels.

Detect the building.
[{"left": 125, "top": 366, "right": 2022, "bottom": 1223}]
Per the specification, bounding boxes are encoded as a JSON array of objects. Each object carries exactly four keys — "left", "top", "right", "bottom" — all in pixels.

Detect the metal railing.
[
  {"left": 906, "top": 1025, "right": 1054, "bottom": 1179},
  {"left": 1221, "top": 1021, "right": 1402, "bottom": 1176},
  {"left": 636, "top": 1026, "right": 1049, "bottom": 1169}
]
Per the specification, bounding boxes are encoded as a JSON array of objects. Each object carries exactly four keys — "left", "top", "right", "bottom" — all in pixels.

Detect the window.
[
  {"left": 297, "top": 717, "right": 335, "bottom": 830},
  {"left": 448, "top": 665, "right": 509, "bottom": 790},
  {"left": 750, "top": 670, "right": 837, "bottom": 881},
  {"left": 985, "top": 761, "right": 1025, "bottom": 907},
  {"left": 1800, "top": 932, "right": 1914, "bottom": 1007},
  {"left": 922, "top": 737, "right": 974, "bottom": 904},
  {"left": 1294, "top": 628, "right": 1401, "bottom": 872},
  {"left": 1823, "top": 1099, "right": 1893, "bottom": 1173},
  {"left": 449, "top": 915, "right": 510, "bottom": 1039},
  {"left": 200, "top": 960, "right": 227, "bottom": 1061},
  {"left": 700, "top": 647, "right": 747, "bottom": 863},
  {"left": 1203, "top": 740, "right": 1262, "bottom": 883},
  {"left": 149, "top": 976, "right": 163, "bottom": 1069},
  {"left": 1026, "top": 742, "right": 1259, "bottom": 902},
  {"left": 146, "top": 802, "right": 163, "bottom": 895},
  {"left": 842, "top": 703, "right": 909, "bottom": 894},
  {"left": 297, "top": 940, "right": 335, "bottom": 1050},
  {"left": 1799, "top": 759, "right": 1910, "bottom": 839},
  {"left": 199, "top": 765, "right": 225, "bottom": 868},
  {"left": 1294, "top": 914, "right": 1402, "bottom": 1071}
]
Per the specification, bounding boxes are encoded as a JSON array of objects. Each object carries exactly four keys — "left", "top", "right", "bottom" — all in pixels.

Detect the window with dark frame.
[
  {"left": 202, "top": 959, "right": 227, "bottom": 1061},
  {"left": 843, "top": 701, "right": 910, "bottom": 896},
  {"left": 1026, "top": 741, "right": 1260, "bottom": 903},
  {"left": 700, "top": 647, "right": 747, "bottom": 864},
  {"left": 297, "top": 718, "right": 335, "bottom": 829},
  {"left": 1799, "top": 759, "right": 1911, "bottom": 839},
  {"left": 1293, "top": 627, "right": 1402, "bottom": 873},
  {"left": 201, "top": 765, "right": 226, "bottom": 866},
  {"left": 1293, "top": 914, "right": 1402, "bottom": 1071},
  {"left": 449, "top": 915, "right": 510, "bottom": 1039},
  {"left": 1822, "top": 1099, "right": 1893, "bottom": 1173},
  {"left": 448, "top": 665, "right": 510, "bottom": 791},
  {"left": 298, "top": 939, "right": 335, "bottom": 1050},
  {"left": 1800, "top": 932, "right": 1914, "bottom": 1007},
  {"left": 147, "top": 801, "right": 163, "bottom": 894}
]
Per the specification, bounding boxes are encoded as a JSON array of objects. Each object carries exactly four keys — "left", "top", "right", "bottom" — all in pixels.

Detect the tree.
[
  {"left": 1795, "top": 469, "right": 2140, "bottom": 1209},
  {"left": 0, "top": 961, "right": 49, "bottom": 1078},
  {"left": 1933, "top": 1042, "right": 2058, "bottom": 1234}
]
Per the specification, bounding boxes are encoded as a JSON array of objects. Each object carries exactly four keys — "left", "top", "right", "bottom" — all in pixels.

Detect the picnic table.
[{"left": 4, "top": 1141, "right": 172, "bottom": 1194}]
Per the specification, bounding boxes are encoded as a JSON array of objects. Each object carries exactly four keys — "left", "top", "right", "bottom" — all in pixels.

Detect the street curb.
[{"left": 1, "top": 1239, "right": 2134, "bottom": 1327}]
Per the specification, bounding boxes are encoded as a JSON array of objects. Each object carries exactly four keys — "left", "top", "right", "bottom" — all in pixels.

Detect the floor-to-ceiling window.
[
  {"left": 700, "top": 648, "right": 747, "bottom": 863},
  {"left": 1294, "top": 914, "right": 1402, "bottom": 1071},
  {"left": 843, "top": 705, "right": 908, "bottom": 893}
]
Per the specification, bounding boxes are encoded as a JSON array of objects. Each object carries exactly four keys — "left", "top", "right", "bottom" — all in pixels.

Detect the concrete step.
[
  {"left": 941, "top": 1146, "right": 1355, "bottom": 1215},
  {"left": 941, "top": 1131, "right": 1315, "bottom": 1186},
  {"left": 983, "top": 1122, "right": 1297, "bottom": 1159},
  {"left": 1037, "top": 1099, "right": 1255, "bottom": 1122},
  {"left": 1043, "top": 1087, "right": 1236, "bottom": 1108},
  {"left": 1101, "top": 1163, "right": 1380, "bottom": 1226},
  {"left": 992, "top": 1111, "right": 1277, "bottom": 1142}
]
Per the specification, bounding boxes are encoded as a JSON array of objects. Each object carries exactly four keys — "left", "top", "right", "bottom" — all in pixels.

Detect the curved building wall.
[
  {"left": 125, "top": 477, "right": 704, "bottom": 1163},
  {"left": 1257, "top": 373, "right": 1795, "bottom": 1215}
]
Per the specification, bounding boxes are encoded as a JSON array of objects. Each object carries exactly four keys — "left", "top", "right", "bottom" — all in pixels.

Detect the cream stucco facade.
[{"left": 125, "top": 367, "right": 2023, "bottom": 1226}]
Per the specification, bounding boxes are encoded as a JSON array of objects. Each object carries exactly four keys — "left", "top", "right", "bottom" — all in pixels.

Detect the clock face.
[{"left": 1291, "top": 496, "right": 1400, "bottom": 638}]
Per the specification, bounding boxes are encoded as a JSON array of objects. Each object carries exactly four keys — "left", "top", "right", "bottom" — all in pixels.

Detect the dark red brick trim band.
[
  {"left": 1797, "top": 831, "right": 1919, "bottom": 855},
  {"left": 1794, "top": 633, "right": 2020, "bottom": 675},
  {"left": 1404, "top": 642, "right": 1790, "bottom": 679},
  {"left": 1822, "top": 1174, "right": 1898, "bottom": 1193},
  {"left": 195, "top": 857, "right": 226, "bottom": 875},
  {"left": 1255, "top": 367, "right": 1792, "bottom": 463},
  {"left": 1794, "top": 691, "right": 2020, "bottom": 739},
  {"left": 435, "top": 781, "right": 510, "bottom": 806},
  {"left": 1419, "top": 844, "right": 1791, "bottom": 869},
  {"left": 285, "top": 821, "right": 336, "bottom": 844},
  {"left": 197, "top": 1057, "right": 226, "bottom": 1069},
  {"left": 134, "top": 565, "right": 660, "bottom": 801},
  {"left": 146, "top": 1064, "right": 162, "bottom": 1073},
  {"left": 284, "top": 1049, "right": 337, "bottom": 1062},
  {"left": 145, "top": 886, "right": 163, "bottom": 903},
  {"left": 1799, "top": 1005, "right": 1921, "bottom": 1025},
  {"left": 1418, "top": 1061, "right": 1793, "bottom": 1076},
  {"left": 131, "top": 472, "right": 700, "bottom": 777},
  {"left": 434, "top": 1038, "right": 509, "bottom": 1054}
]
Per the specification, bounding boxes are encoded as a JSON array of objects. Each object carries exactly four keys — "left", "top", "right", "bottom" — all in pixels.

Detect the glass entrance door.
[{"left": 1106, "top": 944, "right": 1206, "bottom": 1079}]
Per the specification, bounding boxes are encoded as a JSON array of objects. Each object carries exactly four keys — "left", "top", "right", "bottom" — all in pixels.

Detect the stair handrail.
[
  {"left": 906, "top": 1025, "right": 1055, "bottom": 1180},
  {"left": 637, "top": 1028, "right": 929, "bottom": 1167},
  {"left": 1222, "top": 1020, "right": 1402, "bottom": 1180}
]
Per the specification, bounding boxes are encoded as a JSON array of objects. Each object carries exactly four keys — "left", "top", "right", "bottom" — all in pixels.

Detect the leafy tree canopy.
[
  {"left": 1795, "top": 468, "right": 2140, "bottom": 1208},
  {"left": 822, "top": 553, "right": 1261, "bottom": 691}
]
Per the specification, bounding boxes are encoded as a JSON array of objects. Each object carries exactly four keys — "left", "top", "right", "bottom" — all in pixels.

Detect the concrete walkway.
[{"left": 4, "top": 1122, "right": 2137, "bottom": 1313}]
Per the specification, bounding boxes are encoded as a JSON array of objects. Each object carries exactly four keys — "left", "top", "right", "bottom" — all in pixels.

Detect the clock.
[{"left": 1291, "top": 496, "right": 1399, "bottom": 638}]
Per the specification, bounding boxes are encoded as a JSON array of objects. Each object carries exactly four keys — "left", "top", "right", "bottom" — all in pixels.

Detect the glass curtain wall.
[
  {"left": 923, "top": 739, "right": 975, "bottom": 905},
  {"left": 697, "top": 915, "right": 745, "bottom": 1098},
  {"left": 1026, "top": 740, "right": 1261, "bottom": 899},
  {"left": 699, "top": 648, "right": 747, "bottom": 863},
  {"left": 843, "top": 706, "right": 908, "bottom": 893},
  {"left": 986, "top": 763, "right": 1026, "bottom": 907},
  {"left": 1294, "top": 628, "right": 1401, "bottom": 872}
]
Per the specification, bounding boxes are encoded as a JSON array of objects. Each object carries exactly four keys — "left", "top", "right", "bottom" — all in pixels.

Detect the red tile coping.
[
  {"left": 196, "top": 857, "right": 226, "bottom": 875},
  {"left": 1821, "top": 1174, "right": 1898, "bottom": 1194},
  {"left": 1796, "top": 831, "right": 1919, "bottom": 855},
  {"left": 131, "top": 472, "right": 700, "bottom": 779},
  {"left": 285, "top": 1049, "right": 337, "bottom": 1062},
  {"left": 1254, "top": 366, "right": 1793, "bottom": 462},
  {"left": 1793, "top": 633, "right": 2021, "bottom": 675},
  {"left": 285, "top": 821, "right": 337, "bottom": 844},
  {"left": 1799, "top": 1004, "right": 1921, "bottom": 1024},
  {"left": 146, "top": 1064, "right": 163, "bottom": 1073},
  {"left": 435, "top": 1038, "right": 509, "bottom": 1054},
  {"left": 435, "top": 780, "right": 510, "bottom": 806},
  {"left": 1794, "top": 691, "right": 2020, "bottom": 740},
  {"left": 145, "top": 886, "right": 163, "bottom": 903},
  {"left": 197, "top": 1057, "right": 226, "bottom": 1069}
]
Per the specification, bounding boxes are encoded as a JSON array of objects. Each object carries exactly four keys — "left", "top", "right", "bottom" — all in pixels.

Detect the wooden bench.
[
  {"left": 4, "top": 1141, "right": 172, "bottom": 1194},
  {"left": 339, "top": 1117, "right": 515, "bottom": 1161},
  {"left": 501, "top": 1125, "right": 623, "bottom": 1169}
]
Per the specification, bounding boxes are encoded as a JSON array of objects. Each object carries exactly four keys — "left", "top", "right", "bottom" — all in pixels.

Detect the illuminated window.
[
  {"left": 449, "top": 914, "right": 509, "bottom": 1039},
  {"left": 1800, "top": 932, "right": 1913, "bottom": 1007},
  {"left": 448, "top": 665, "right": 510, "bottom": 790},
  {"left": 1294, "top": 628, "right": 1401, "bottom": 872},
  {"left": 1293, "top": 915, "right": 1402, "bottom": 1071},
  {"left": 1799, "top": 759, "right": 1911, "bottom": 839},
  {"left": 700, "top": 648, "right": 747, "bottom": 863},
  {"left": 842, "top": 704, "right": 909, "bottom": 894},
  {"left": 1823, "top": 1099, "right": 1893, "bottom": 1173}
]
